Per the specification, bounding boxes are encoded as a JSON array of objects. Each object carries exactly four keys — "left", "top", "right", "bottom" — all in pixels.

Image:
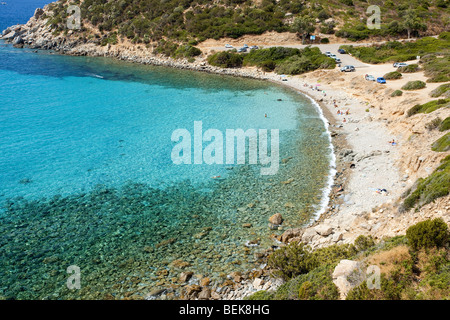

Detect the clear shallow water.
[{"left": 0, "top": 8, "right": 332, "bottom": 298}]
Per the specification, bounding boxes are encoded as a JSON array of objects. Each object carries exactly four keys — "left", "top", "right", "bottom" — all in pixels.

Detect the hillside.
[{"left": 36, "top": 0, "right": 450, "bottom": 47}]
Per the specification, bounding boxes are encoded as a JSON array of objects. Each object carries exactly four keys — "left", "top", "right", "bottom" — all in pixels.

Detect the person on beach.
[{"left": 343, "top": 118, "right": 346, "bottom": 123}]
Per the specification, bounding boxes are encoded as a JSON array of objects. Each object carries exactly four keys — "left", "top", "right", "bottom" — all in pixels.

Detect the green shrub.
[
  {"left": 243, "top": 47, "right": 300, "bottom": 67},
  {"left": 423, "top": 56, "right": 450, "bottom": 83},
  {"left": 439, "top": 117, "right": 450, "bottom": 131},
  {"left": 320, "top": 37, "right": 330, "bottom": 44},
  {"left": 207, "top": 51, "right": 243, "bottom": 68},
  {"left": 383, "top": 71, "right": 402, "bottom": 80},
  {"left": 245, "top": 290, "right": 274, "bottom": 300},
  {"left": 340, "top": 36, "right": 450, "bottom": 64},
  {"left": 397, "top": 64, "right": 419, "bottom": 73},
  {"left": 425, "top": 117, "right": 443, "bottom": 131},
  {"left": 407, "top": 99, "right": 450, "bottom": 116},
  {"left": 431, "top": 132, "right": 450, "bottom": 152},
  {"left": 354, "top": 235, "right": 376, "bottom": 251},
  {"left": 272, "top": 264, "right": 340, "bottom": 300},
  {"left": 430, "top": 83, "right": 450, "bottom": 98},
  {"left": 402, "top": 80, "right": 426, "bottom": 90},
  {"left": 406, "top": 218, "right": 449, "bottom": 251},
  {"left": 402, "top": 155, "right": 450, "bottom": 210},
  {"left": 391, "top": 90, "right": 403, "bottom": 97},
  {"left": 173, "top": 45, "right": 202, "bottom": 59},
  {"left": 267, "top": 242, "right": 315, "bottom": 280}
]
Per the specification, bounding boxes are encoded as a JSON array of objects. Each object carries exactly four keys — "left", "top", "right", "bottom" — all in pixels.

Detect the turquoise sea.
[{"left": 0, "top": 1, "right": 332, "bottom": 299}]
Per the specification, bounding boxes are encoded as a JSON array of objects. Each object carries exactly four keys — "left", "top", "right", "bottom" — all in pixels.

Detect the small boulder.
[
  {"left": 332, "top": 260, "right": 365, "bottom": 299},
  {"left": 252, "top": 278, "right": 264, "bottom": 290},
  {"left": 315, "top": 225, "right": 333, "bottom": 236},
  {"left": 198, "top": 287, "right": 211, "bottom": 300},
  {"left": 279, "top": 228, "right": 303, "bottom": 243},
  {"left": 301, "top": 228, "right": 318, "bottom": 242},
  {"left": 269, "top": 213, "right": 283, "bottom": 226},
  {"left": 179, "top": 271, "right": 193, "bottom": 283}
]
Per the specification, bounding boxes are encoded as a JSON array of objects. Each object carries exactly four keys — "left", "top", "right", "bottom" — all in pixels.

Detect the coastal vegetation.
[
  {"left": 208, "top": 46, "right": 335, "bottom": 74},
  {"left": 383, "top": 71, "right": 402, "bottom": 80},
  {"left": 407, "top": 98, "right": 450, "bottom": 117},
  {"left": 41, "top": 0, "right": 450, "bottom": 50},
  {"left": 401, "top": 155, "right": 450, "bottom": 210},
  {"left": 339, "top": 33, "right": 450, "bottom": 64},
  {"left": 390, "top": 89, "right": 403, "bottom": 97},
  {"left": 207, "top": 50, "right": 243, "bottom": 68},
  {"left": 402, "top": 80, "right": 426, "bottom": 90},
  {"left": 397, "top": 64, "right": 420, "bottom": 73},
  {"left": 431, "top": 132, "right": 450, "bottom": 152},
  {"left": 246, "top": 220, "right": 450, "bottom": 300},
  {"left": 430, "top": 83, "right": 450, "bottom": 98},
  {"left": 439, "top": 117, "right": 450, "bottom": 131}
]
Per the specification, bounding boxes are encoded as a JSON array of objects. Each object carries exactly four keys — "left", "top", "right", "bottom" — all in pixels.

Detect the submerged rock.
[{"left": 269, "top": 213, "right": 283, "bottom": 226}]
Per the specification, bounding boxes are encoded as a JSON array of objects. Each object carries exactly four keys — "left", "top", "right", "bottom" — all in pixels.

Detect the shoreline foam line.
[
  {"left": 267, "top": 78, "right": 337, "bottom": 225},
  {"left": 302, "top": 93, "right": 337, "bottom": 223}
]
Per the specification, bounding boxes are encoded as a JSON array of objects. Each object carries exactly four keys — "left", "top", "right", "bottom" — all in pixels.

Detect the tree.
[
  {"left": 403, "top": 9, "right": 427, "bottom": 39},
  {"left": 292, "top": 16, "right": 315, "bottom": 44}
]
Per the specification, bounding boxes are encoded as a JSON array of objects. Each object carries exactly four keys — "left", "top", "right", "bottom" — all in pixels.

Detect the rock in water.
[{"left": 269, "top": 213, "right": 283, "bottom": 226}]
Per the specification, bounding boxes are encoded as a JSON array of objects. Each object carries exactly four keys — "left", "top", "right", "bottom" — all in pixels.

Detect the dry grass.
[{"left": 364, "top": 245, "right": 410, "bottom": 276}]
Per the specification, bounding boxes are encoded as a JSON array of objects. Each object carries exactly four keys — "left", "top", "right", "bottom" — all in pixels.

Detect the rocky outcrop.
[{"left": 332, "top": 259, "right": 365, "bottom": 300}]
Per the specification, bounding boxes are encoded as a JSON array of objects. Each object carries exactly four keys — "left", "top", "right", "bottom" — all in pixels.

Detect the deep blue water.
[
  {"left": 0, "top": 0, "right": 333, "bottom": 300},
  {"left": 0, "top": 0, "right": 53, "bottom": 31}
]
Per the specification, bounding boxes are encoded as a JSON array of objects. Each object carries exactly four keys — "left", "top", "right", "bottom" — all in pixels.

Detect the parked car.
[
  {"left": 365, "top": 74, "right": 375, "bottom": 81},
  {"left": 243, "top": 44, "right": 249, "bottom": 48},
  {"left": 329, "top": 54, "right": 337, "bottom": 59},
  {"left": 237, "top": 47, "right": 247, "bottom": 53},
  {"left": 249, "top": 45, "right": 259, "bottom": 50},
  {"left": 338, "top": 48, "right": 346, "bottom": 54},
  {"left": 325, "top": 51, "right": 332, "bottom": 57},
  {"left": 393, "top": 62, "right": 408, "bottom": 68},
  {"left": 341, "top": 65, "right": 355, "bottom": 72},
  {"left": 225, "top": 44, "right": 233, "bottom": 48},
  {"left": 377, "top": 77, "right": 386, "bottom": 84},
  {"left": 335, "top": 58, "right": 341, "bottom": 63}
]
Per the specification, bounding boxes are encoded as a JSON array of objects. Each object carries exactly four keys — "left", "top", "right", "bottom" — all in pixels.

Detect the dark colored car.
[{"left": 338, "top": 49, "right": 346, "bottom": 54}]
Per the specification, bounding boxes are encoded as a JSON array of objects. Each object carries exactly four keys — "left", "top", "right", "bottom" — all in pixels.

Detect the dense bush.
[
  {"left": 439, "top": 117, "right": 450, "bottom": 132},
  {"left": 398, "top": 64, "right": 420, "bottom": 73},
  {"left": 267, "top": 240, "right": 358, "bottom": 281},
  {"left": 243, "top": 47, "right": 301, "bottom": 68},
  {"left": 340, "top": 34, "right": 450, "bottom": 64},
  {"left": 402, "top": 155, "right": 450, "bottom": 210},
  {"left": 383, "top": 71, "right": 402, "bottom": 80},
  {"left": 402, "top": 80, "right": 426, "bottom": 90},
  {"left": 273, "top": 47, "right": 335, "bottom": 75},
  {"left": 406, "top": 218, "right": 449, "bottom": 250},
  {"left": 425, "top": 117, "right": 443, "bottom": 131},
  {"left": 391, "top": 89, "right": 403, "bottom": 97},
  {"left": 422, "top": 56, "right": 450, "bottom": 83},
  {"left": 431, "top": 132, "right": 450, "bottom": 152},
  {"left": 207, "top": 51, "right": 243, "bottom": 68},
  {"left": 267, "top": 241, "right": 315, "bottom": 280},
  {"left": 407, "top": 99, "right": 450, "bottom": 117},
  {"left": 430, "top": 83, "right": 450, "bottom": 98}
]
